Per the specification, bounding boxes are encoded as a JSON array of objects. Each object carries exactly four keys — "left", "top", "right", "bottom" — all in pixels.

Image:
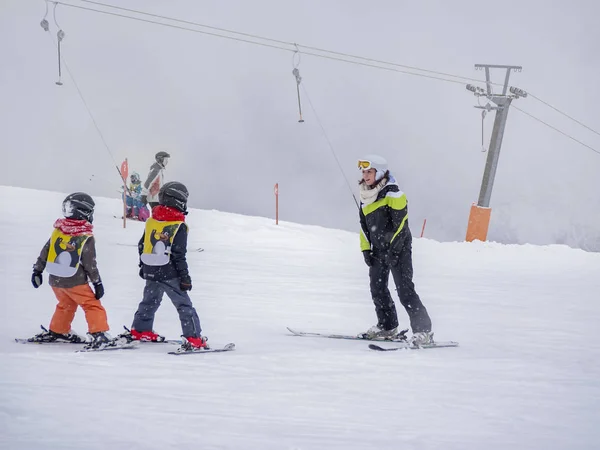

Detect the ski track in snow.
[{"left": 1, "top": 186, "right": 599, "bottom": 450}]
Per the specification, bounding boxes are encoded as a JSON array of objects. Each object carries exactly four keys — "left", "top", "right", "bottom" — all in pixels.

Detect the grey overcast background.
[{"left": 2, "top": 0, "right": 599, "bottom": 250}]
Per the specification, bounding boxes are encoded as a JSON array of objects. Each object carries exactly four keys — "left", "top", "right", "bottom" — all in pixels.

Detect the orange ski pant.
[{"left": 49, "top": 284, "right": 109, "bottom": 334}]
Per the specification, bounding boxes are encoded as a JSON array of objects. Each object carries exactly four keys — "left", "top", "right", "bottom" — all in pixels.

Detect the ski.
[
  {"left": 116, "top": 243, "right": 203, "bottom": 252},
  {"left": 113, "top": 215, "right": 146, "bottom": 222},
  {"left": 168, "top": 343, "right": 235, "bottom": 355},
  {"left": 368, "top": 341, "right": 459, "bottom": 351},
  {"left": 139, "top": 339, "right": 182, "bottom": 345},
  {"left": 15, "top": 338, "right": 84, "bottom": 345},
  {"left": 115, "top": 243, "right": 203, "bottom": 252},
  {"left": 15, "top": 325, "right": 87, "bottom": 345},
  {"left": 15, "top": 337, "right": 139, "bottom": 352},
  {"left": 286, "top": 327, "right": 410, "bottom": 342},
  {"left": 75, "top": 341, "right": 140, "bottom": 353}
]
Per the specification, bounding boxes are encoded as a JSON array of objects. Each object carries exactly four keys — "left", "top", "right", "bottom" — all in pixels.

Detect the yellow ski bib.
[
  {"left": 46, "top": 229, "right": 91, "bottom": 278},
  {"left": 140, "top": 218, "right": 184, "bottom": 266}
]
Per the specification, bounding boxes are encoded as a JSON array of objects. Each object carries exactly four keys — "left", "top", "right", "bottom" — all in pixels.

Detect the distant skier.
[
  {"left": 125, "top": 172, "right": 148, "bottom": 221},
  {"left": 357, "top": 155, "right": 433, "bottom": 345},
  {"left": 141, "top": 151, "right": 170, "bottom": 209},
  {"left": 121, "top": 181, "right": 208, "bottom": 352},
  {"left": 29, "top": 193, "right": 113, "bottom": 349}
]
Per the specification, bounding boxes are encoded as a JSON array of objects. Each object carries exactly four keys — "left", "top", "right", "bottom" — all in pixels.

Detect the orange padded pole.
[{"left": 466, "top": 203, "right": 492, "bottom": 242}]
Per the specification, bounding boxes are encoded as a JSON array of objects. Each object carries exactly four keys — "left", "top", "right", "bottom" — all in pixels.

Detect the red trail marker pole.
[
  {"left": 120, "top": 159, "right": 129, "bottom": 229},
  {"left": 420, "top": 218, "right": 427, "bottom": 238},
  {"left": 274, "top": 183, "right": 279, "bottom": 225}
]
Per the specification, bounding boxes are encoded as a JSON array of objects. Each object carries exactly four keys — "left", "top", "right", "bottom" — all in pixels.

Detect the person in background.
[
  {"left": 125, "top": 172, "right": 144, "bottom": 220},
  {"left": 141, "top": 151, "right": 170, "bottom": 209}
]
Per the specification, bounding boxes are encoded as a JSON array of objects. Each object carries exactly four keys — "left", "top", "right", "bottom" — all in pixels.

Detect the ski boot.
[
  {"left": 411, "top": 331, "right": 434, "bottom": 347},
  {"left": 84, "top": 331, "right": 114, "bottom": 350},
  {"left": 118, "top": 326, "right": 165, "bottom": 343},
  {"left": 28, "top": 325, "right": 85, "bottom": 343},
  {"left": 360, "top": 325, "right": 398, "bottom": 340},
  {"left": 177, "top": 336, "right": 209, "bottom": 352}
]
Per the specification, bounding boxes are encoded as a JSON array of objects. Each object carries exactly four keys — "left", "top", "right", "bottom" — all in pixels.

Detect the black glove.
[
  {"left": 385, "top": 251, "right": 400, "bottom": 267},
  {"left": 362, "top": 250, "right": 374, "bottom": 267},
  {"left": 93, "top": 282, "right": 104, "bottom": 300},
  {"left": 31, "top": 270, "right": 43, "bottom": 288},
  {"left": 138, "top": 266, "right": 145, "bottom": 280},
  {"left": 140, "top": 195, "right": 148, "bottom": 205},
  {"left": 180, "top": 275, "right": 192, "bottom": 291}
]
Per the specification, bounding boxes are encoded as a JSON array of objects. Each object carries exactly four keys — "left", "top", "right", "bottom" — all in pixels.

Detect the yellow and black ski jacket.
[{"left": 359, "top": 177, "right": 409, "bottom": 254}]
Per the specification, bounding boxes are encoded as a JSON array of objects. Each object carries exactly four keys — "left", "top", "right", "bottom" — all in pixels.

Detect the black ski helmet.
[
  {"left": 155, "top": 151, "right": 170, "bottom": 165},
  {"left": 159, "top": 181, "right": 189, "bottom": 213},
  {"left": 62, "top": 192, "right": 95, "bottom": 222}
]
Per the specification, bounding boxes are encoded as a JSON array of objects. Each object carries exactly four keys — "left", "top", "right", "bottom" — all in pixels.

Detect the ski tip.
[{"left": 368, "top": 344, "right": 387, "bottom": 351}]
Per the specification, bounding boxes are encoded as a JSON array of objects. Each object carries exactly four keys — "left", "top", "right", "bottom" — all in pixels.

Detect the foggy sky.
[{"left": 2, "top": 0, "right": 599, "bottom": 250}]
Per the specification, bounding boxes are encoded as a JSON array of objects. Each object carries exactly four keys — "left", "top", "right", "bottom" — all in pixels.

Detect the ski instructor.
[{"left": 357, "top": 154, "right": 433, "bottom": 346}]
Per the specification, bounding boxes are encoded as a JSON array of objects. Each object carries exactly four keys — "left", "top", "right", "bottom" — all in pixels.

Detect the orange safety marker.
[{"left": 466, "top": 203, "right": 492, "bottom": 242}]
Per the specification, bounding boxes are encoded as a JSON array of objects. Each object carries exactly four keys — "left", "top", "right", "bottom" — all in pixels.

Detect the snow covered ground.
[{"left": 1, "top": 185, "right": 599, "bottom": 450}]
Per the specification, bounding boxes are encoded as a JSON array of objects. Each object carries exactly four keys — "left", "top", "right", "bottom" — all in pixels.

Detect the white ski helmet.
[{"left": 358, "top": 154, "right": 388, "bottom": 180}]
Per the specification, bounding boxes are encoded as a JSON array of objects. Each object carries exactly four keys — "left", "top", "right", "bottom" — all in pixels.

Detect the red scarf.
[
  {"left": 152, "top": 205, "right": 186, "bottom": 222},
  {"left": 53, "top": 218, "right": 94, "bottom": 235}
]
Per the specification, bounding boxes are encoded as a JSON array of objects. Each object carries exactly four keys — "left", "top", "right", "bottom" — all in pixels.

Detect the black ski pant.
[{"left": 369, "top": 232, "right": 432, "bottom": 333}]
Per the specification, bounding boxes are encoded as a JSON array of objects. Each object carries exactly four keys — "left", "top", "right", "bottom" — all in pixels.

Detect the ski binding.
[
  {"left": 287, "top": 326, "right": 410, "bottom": 342},
  {"left": 168, "top": 342, "right": 236, "bottom": 355}
]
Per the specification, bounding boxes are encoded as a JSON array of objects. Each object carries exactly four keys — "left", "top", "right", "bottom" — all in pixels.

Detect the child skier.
[
  {"left": 122, "top": 181, "right": 208, "bottom": 351},
  {"left": 125, "top": 172, "right": 143, "bottom": 219},
  {"left": 30, "top": 192, "right": 113, "bottom": 349}
]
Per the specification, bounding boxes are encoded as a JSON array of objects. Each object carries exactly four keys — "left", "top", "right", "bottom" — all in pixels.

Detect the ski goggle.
[{"left": 358, "top": 160, "right": 373, "bottom": 170}]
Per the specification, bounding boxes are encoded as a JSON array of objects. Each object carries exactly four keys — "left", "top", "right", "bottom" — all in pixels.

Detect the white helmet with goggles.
[{"left": 358, "top": 155, "right": 388, "bottom": 173}]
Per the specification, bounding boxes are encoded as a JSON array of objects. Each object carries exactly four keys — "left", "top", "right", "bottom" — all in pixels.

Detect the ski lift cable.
[
  {"left": 527, "top": 93, "right": 600, "bottom": 137},
  {"left": 52, "top": 0, "right": 600, "bottom": 155},
  {"left": 512, "top": 105, "right": 600, "bottom": 156},
  {"left": 75, "top": 0, "right": 505, "bottom": 86},
  {"left": 61, "top": 1, "right": 600, "bottom": 137},
  {"left": 70, "top": 0, "right": 600, "bottom": 137},
  {"left": 54, "top": 1, "right": 469, "bottom": 86}
]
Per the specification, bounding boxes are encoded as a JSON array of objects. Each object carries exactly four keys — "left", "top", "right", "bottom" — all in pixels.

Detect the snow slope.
[{"left": 1, "top": 186, "right": 599, "bottom": 450}]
